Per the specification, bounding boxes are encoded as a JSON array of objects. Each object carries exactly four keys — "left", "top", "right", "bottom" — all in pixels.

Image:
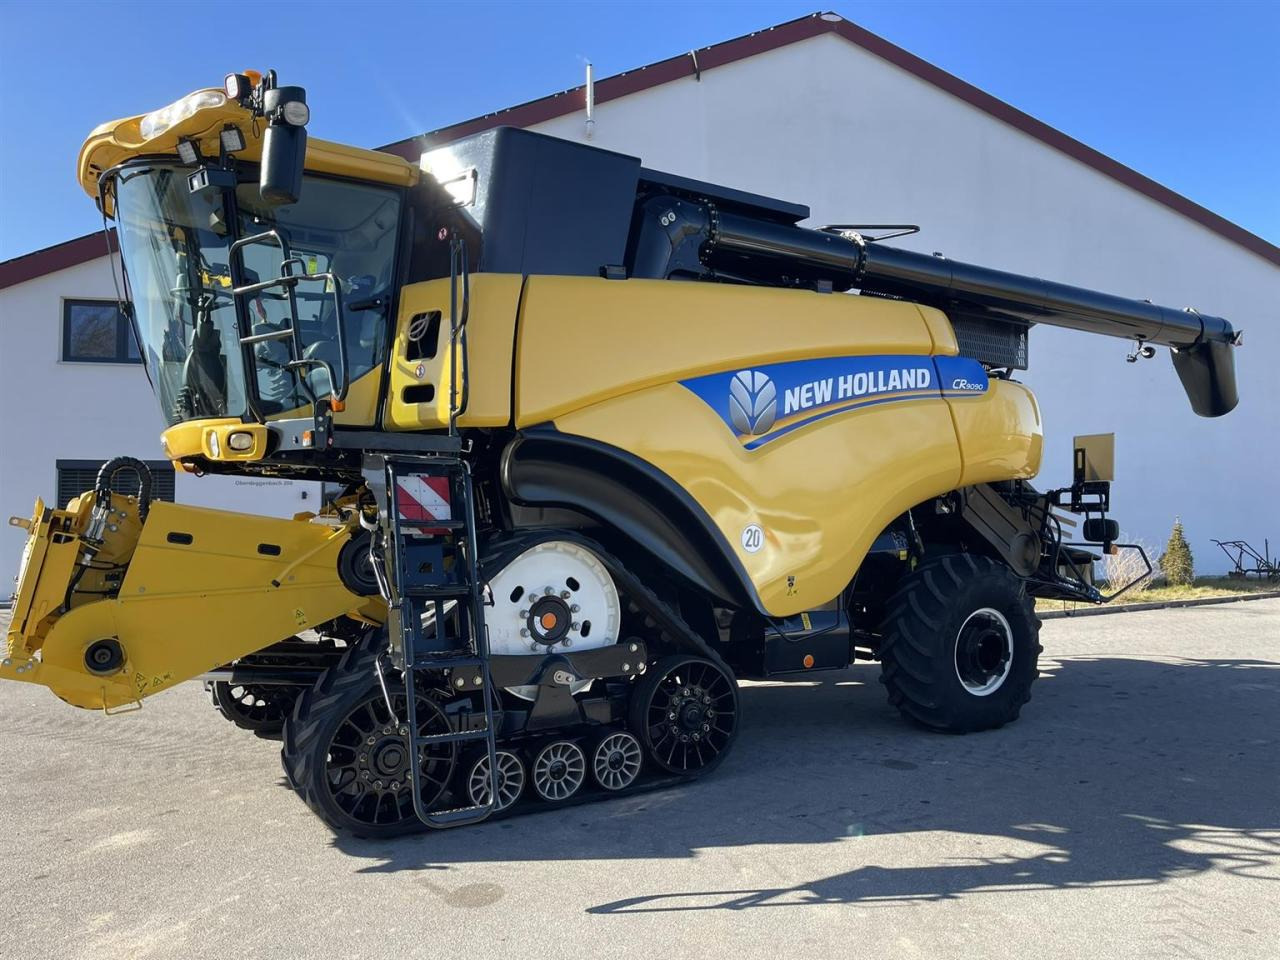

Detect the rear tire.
[{"left": 879, "top": 554, "right": 1041, "bottom": 733}]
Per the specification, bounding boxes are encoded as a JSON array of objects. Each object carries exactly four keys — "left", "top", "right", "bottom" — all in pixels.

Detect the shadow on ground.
[{"left": 326, "top": 654, "right": 1280, "bottom": 910}]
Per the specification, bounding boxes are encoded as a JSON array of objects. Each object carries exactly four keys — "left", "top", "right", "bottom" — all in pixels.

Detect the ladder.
[{"left": 374, "top": 454, "right": 499, "bottom": 828}]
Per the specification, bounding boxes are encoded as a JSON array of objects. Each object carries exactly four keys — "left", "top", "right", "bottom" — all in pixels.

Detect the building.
[{"left": 2, "top": 12, "right": 1277, "bottom": 590}]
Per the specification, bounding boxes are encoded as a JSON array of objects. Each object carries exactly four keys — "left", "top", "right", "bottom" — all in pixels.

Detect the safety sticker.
[{"left": 395, "top": 474, "right": 453, "bottom": 535}]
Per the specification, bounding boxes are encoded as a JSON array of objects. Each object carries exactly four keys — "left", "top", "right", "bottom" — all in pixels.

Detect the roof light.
[
  {"left": 140, "top": 89, "right": 227, "bottom": 140},
  {"left": 175, "top": 138, "right": 200, "bottom": 165},
  {"left": 219, "top": 124, "right": 246, "bottom": 154},
  {"left": 223, "top": 73, "right": 251, "bottom": 101}
]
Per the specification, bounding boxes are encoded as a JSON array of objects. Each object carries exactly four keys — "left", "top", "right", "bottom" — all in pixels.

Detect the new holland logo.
[{"left": 728, "top": 370, "right": 777, "bottom": 436}]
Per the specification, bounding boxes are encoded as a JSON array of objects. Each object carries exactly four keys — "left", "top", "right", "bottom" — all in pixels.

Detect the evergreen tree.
[{"left": 1160, "top": 516, "right": 1195, "bottom": 586}]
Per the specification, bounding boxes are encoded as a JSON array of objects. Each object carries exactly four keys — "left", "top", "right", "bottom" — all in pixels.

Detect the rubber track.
[{"left": 281, "top": 531, "right": 737, "bottom": 832}]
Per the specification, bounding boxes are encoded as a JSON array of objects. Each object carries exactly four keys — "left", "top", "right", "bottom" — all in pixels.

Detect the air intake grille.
[{"left": 951, "top": 315, "right": 1029, "bottom": 370}]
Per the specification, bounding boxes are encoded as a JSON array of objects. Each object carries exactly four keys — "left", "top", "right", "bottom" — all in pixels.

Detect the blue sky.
[{"left": 1, "top": 1, "right": 1276, "bottom": 262}]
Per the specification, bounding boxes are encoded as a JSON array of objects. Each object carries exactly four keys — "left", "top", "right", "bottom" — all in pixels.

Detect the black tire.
[
  {"left": 209, "top": 681, "right": 297, "bottom": 738},
  {"left": 281, "top": 632, "right": 456, "bottom": 838},
  {"left": 629, "top": 655, "right": 740, "bottom": 775},
  {"left": 879, "top": 554, "right": 1041, "bottom": 733}
]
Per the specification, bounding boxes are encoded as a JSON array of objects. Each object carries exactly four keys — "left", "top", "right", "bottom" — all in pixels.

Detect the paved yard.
[{"left": 0, "top": 600, "right": 1276, "bottom": 960}]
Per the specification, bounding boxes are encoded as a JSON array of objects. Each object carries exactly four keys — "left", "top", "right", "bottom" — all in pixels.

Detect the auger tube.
[{"left": 703, "top": 209, "right": 1240, "bottom": 415}]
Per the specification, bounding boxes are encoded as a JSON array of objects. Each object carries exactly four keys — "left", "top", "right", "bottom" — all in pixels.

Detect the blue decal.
[{"left": 681, "top": 354, "right": 988, "bottom": 449}]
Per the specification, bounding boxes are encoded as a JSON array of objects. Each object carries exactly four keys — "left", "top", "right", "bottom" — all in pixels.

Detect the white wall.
[
  {"left": 531, "top": 31, "right": 1280, "bottom": 572},
  {"left": 0, "top": 255, "right": 317, "bottom": 591}
]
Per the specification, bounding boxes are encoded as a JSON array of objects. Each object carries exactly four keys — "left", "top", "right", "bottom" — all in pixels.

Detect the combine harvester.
[{"left": 4, "top": 72, "right": 1241, "bottom": 835}]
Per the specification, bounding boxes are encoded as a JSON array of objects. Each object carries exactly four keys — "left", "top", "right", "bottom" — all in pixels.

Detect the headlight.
[{"left": 140, "top": 90, "right": 228, "bottom": 140}]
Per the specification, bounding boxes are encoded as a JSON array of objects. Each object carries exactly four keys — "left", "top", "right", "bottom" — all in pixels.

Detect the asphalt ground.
[{"left": 0, "top": 599, "right": 1276, "bottom": 960}]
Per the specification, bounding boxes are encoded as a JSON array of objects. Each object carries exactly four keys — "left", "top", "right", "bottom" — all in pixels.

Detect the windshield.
[{"left": 114, "top": 164, "right": 402, "bottom": 425}]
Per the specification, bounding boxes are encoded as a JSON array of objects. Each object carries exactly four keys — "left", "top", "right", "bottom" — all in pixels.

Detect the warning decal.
[{"left": 395, "top": 474, "right": 452, "bottom": 534}]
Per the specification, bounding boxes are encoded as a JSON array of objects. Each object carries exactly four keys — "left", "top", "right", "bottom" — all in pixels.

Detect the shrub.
[
  {"left": 1159, "top": 517, "right": 1195, "bottom": 587},
  {"left": 1102, "top": 535, "right": 1156, "bottom": 592}
]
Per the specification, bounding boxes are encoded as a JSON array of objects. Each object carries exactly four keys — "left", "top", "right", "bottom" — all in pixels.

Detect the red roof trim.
[
  {"left": 0, "top": 230, "right": 117, "bottom": 291},
  {"left": 381, "top": 12, "right": 1280, "bottom": 269}
]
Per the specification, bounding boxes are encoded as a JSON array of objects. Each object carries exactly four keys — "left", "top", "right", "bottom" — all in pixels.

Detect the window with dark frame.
[
  {"left": 55, "top": 460, "right": 175, "bottom": 509},
  {"left": 62, "top": 299, "right": 140, "bottom": 364}
]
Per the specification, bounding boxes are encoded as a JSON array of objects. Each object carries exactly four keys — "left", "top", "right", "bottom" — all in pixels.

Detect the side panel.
[
  {"left": 949, "top": 380, "right": 1043, "bottom": 486},
  {"left": 555, "top": 382, "right": 963, "bottom": 616},
  {"left": 511, "top": 278, "right": 1042, "bottom": 617},
  {"left": 515, "top": 276, "right": 956, "bottom": 426},
  {"left": 384, "top": 274, "right": 523, "bottom": 429}
]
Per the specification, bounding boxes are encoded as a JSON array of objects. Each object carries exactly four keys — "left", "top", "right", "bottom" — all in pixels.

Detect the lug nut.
[
  {"left": 374, "top": 780, "right": 384, "bottom": 790},
  {"left": 359, "top": 753, "right": 367, "bottom": 762},
  {"left": 520, "top": 628, "right": 530, "bottom": 638},
  {"left": 454, "top": 677, "right": 466, "bottom": 688},
  {"left": 560, "top": 590, "right": 571, "bottom": 599},
  {"left": 570, "top": 604, "right": 581, "bottom": 613},
  {"left": 390, "top": 781, "right": 400, "bottom": 791},
  {"left": 398, "top": 725, "right": 409, "bottom": 736},
  {"left": 570, "top": 621, "right": 580, "bottom": 631},
  {"left": 530, "top": 642, "right": 541, "bottom": 652},
  {"left": 621, "top": 663, "right": 630, "bottom": 673},
  {"left": 366, "top": 736, "right": 376, "bottom": 746},
  {"left": 668, "top": 712, "right": 677, "bottom": 720},
  {"left": 519, "top": 609, "right": 529, "bottom": 618},
  {"left": 629, "top": 643, "right": 638, "bottom": 653},
  {"left": 562, "top": 638, "right": 572, "bottom": 647},
  {"left": 471, "top": 676, "right": 482, "bottom": 686}
]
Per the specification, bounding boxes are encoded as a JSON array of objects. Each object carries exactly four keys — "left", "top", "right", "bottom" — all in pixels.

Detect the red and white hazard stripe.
[{"left": 395, "top": 474, "right": 452, "bottom": 535}]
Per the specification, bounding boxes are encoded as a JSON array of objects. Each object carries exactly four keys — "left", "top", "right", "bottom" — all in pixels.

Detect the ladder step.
[
  {"left": 397, "top": 518, "right": 467, "bottom": 531},
  {"left": 413, "top": 728, "right": 492, "bottom": 746},
  {"left": 424, "top": 803, "right": 495, "bottom": 827},
  {"left": 410, "top": 653, "right": 483, "bottom": 668},
  {"left": 404, "top": 585, "right": 473, "bottom": 599}
]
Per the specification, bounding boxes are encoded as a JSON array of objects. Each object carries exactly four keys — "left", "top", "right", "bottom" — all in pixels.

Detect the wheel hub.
[{"left": 954, "top": 608, "right": 1014, "bottom": 696}]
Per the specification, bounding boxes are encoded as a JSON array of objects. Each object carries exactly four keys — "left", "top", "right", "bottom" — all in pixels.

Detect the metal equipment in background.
[{"left": 1213, "top": 539, "right": 1280, "bottom": 581}]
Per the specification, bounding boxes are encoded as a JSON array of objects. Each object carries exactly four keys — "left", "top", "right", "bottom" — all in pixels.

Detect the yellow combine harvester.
[{"left": 4, "top": 72, "right": 1241, "bottom": 835}]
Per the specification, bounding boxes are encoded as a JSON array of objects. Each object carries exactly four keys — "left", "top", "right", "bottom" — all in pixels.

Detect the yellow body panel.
[
  {"left": 79, "top": 91, "right": 417, "bottom": 202},
  {"left": 950, "top": 380, "right": 1043, "bottom": 486},
  {"left": 515, "top": 277, "right": 956, "bottom": 426},
  {"left": 384, "top": 275, "right": 522, "bottom": 430},
  {"left": 506, "top": 277, "right": 1040, "bottom": 616},
  {"left": 2, "top": 501, "right": 369, "bottom": 710},
  {"left": 556, "top": 384, "right": 965, "bottom": 615}
]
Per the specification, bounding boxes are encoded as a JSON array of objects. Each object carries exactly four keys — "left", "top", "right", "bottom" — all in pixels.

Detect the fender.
[{"left": 500, "top": 428, "right": 763, "bottom": 613}]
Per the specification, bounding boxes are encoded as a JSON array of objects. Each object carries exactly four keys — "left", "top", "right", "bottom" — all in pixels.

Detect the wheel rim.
[
  {"left": 532, "top": 741, "right": 586, "bottom": 801},
  {"left": 467, "top": 750, "right": 525, "bottom": 811},
  {"left": 953, "top": 607, "right": 1014, "bottom": 696},
  {"left": 640, "top": 659, "right": 737, "bottom": 773},
  {"left": 324, "top": 692, "right": 455, "bottom": 827},
  {"left": 214, "top": 682, "right": 294, "bottom": 730},
  {"left": 593, "top": 731, "right": 643, "bottom": 791}
]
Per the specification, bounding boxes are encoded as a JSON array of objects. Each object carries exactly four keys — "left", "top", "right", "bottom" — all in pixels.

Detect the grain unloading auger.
[{"left": 4, "top": 72, "right": 1241, "bottom": 835}]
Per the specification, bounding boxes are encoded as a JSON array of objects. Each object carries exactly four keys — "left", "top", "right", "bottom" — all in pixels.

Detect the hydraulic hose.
[{"left": 95, "top": 456, "right": 154, "bottom": 520}]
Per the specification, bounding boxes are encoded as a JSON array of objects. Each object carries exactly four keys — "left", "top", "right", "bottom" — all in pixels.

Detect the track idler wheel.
[
  {"left": 209, "top": 681, "right": 298, "bottom": 737},
  {"left": 465, "top": 749, "right": 526, "bottom": 813},
  {"left": 629, "top": 655, "right": 739, "bottom": 775},
  {"left": 591, "top": 730, "right": 643, "bottom": 791},
  {"left": 531, "top": 741, "right": 587, "bottom": 802},
  {"left": 282, "top": 636, "right": 457, "bottom": 837}
]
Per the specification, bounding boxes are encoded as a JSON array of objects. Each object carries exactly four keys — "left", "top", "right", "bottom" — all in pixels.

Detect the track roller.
[
  {"left": 591, "top": 730, "right": 643, "bottom": 791},
  {"left": 531, "top": 740, "right": 587, "bottom": 802},
  {"left": 465, "top": 749, "right": 526, "bottom": 813},
  {"left": 629, "top": 655, "right": 740, "bottom": 775}
]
